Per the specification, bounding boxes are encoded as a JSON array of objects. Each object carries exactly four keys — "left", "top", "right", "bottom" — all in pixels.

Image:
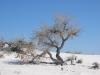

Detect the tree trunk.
[
  {"left": 29, "top": 50, "right": 57, "bottom": 64},
  {"left": 46, "top": 50, "right": 57, "bottom": 63},
  {"left": 56, "top": 48, "right": 64, "bottom": 65}
]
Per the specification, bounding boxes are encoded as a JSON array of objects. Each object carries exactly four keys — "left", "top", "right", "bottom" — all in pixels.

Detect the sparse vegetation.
[
  {"left": 65, "top": 55, "right": 77, "bottom": 65},
  {"left": 76, "top": 59, "right": 83, "bottom": 64},
  {"left": 90, "top": 62, "right": 100, "bottom": 69},
  {"left": 32, "top": 15, "right": 79, "bottom": 65},
  {"left": 0, "top": 15, "right": 79, "bottom": 65},
  {"left": 0, "top": 53, "right": 4, "bottom": 58}
]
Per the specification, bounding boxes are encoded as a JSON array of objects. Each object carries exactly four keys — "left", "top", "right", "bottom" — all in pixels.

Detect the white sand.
[{"left": 0, "top": 52, "right": 100, "bottom": 75}]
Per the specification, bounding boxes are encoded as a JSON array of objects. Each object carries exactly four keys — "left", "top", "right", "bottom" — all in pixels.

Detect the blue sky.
[{"left": 0, "top": 0, "right": 100, "bottom": 54}]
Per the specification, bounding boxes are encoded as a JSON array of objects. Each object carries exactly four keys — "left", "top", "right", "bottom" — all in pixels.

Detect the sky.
[{"left": 0, "top": 0, "right": 100, "bottom": 54}]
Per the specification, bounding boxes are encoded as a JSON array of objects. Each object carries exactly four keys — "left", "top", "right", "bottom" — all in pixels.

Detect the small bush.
[
  {"left": 90, "top": 62, "right": 99, "bottom": 69},
  {"left": 0, "top": 54, "right": 4, "bottom": 58},
  {"left": 76, "top": 59, "right": 82, "bottom": 64},
  {"left": 66, "top": 55, "right": 77, "bottom": 65}
]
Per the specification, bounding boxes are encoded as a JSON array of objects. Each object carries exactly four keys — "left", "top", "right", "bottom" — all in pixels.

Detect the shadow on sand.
[{"left": 3, "top": 60, "right": 55, "bottom": 65}]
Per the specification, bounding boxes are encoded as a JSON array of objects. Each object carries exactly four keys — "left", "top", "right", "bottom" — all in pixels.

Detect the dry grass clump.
[
  {"left": 76, "top": 59, "right": 82, "bottom": 64},
  {"left": 90, "top": 62, "right": 100, "bottom": 69},
  {"left": 0, "top": 53, "right": 4, "bottom": 58}
]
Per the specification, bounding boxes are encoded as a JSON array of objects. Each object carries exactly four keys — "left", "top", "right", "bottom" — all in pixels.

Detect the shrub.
[
  {"left": 0, "top": 54, "right": 4, "bottom": 58},
  {"left": 76, "top": 59, "right": 82, "bottom": 64},
  {"left": 66, "top": 55, "right": 77, "bottom": 65},
  {"left": 90, "top": 62, "right": 99, "bottom": 69}
]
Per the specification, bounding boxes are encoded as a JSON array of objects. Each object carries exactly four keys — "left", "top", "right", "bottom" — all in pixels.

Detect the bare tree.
[{"left": 33, "top": 15, "right": 79, "bottom": 65}]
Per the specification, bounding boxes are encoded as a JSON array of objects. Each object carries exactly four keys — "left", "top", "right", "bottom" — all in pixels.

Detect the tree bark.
[
  {"left": 46, "top": 50, "right": 57, "bottom": 63},
  {"left": 29, "top": 50, "right": 57, "bottom": 64},
  {"left": 56, "top": 48, "right": 64, "bottom": 65}
]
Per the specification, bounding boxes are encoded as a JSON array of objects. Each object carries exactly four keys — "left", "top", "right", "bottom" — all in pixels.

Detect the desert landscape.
[
  {"left": 0, "top": 51, "right": 100, "bottom": 75},
  {"left": 0, "top": 0, "right": 100, "bottom": 75}
]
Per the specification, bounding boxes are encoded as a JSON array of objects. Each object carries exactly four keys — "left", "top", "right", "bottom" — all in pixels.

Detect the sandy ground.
[{"left": 0, "top": 52, "right": 100, "bottom": 75}]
